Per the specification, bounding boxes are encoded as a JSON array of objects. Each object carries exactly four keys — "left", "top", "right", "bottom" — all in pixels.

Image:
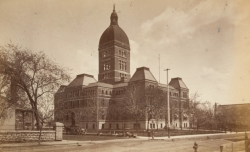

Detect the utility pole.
[
  {"left": 159, "top": 54, "right": 160, "bottom": 83},
  {"left": 164, "top": 69, "right": 170, "bottom": 138}
]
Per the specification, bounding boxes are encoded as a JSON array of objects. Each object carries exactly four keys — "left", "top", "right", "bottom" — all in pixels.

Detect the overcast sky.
[{"left": 0, "top": 0, "right": 250, "bottom": 105}]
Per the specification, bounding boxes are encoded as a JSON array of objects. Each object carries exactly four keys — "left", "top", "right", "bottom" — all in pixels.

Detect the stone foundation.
[
  {"left": 0, "top": 122, "right": 64, "bottom": 142},
  {"left": 0, "top": 130, "right": 55, "bottom": 142}
]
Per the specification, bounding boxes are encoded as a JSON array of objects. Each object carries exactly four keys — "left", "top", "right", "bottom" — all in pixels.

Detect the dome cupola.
[
  {"left": 98, "top": 5, "right": 131, "bottom": 85},
  {"left": 99, "top": 5, "right": 130, "bottom": 46},
  {"left": 110, "top": 4, "right": 118, "bottom": 25}
]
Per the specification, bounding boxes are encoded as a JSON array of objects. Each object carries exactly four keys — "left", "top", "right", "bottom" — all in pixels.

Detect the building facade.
[{"left": 54, "top": 7, "right": 190, "bottom": 130}]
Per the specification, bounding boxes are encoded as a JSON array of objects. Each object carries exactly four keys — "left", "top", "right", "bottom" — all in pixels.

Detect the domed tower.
[{"left": 98, "top": 5, "right": 130, "bottom": 84}]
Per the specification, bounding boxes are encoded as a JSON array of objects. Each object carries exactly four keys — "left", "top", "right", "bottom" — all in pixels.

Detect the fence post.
[
  {"left": 246, "top": 132, "right": 249, "bottom": 152},
  {"left": 220, "top": 145, "right": 223, "bottom": 152},
  {"left": 55, "top": 122, "right": 64, "bottom": 141},
  {"left": 232, "top": 142, "right": 233, "bottom": 152}
]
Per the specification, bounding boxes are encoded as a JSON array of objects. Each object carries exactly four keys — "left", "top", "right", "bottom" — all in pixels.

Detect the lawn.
[{"left": 63, "top": 134, "right": 128, "bottom": 141}]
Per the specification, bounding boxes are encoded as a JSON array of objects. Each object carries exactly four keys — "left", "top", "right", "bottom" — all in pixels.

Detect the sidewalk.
[
  {"left": 0, "top": 138, "right": 141, "bottom": 148},
  {"left": 0, "top": 131, "right": 248, "bottom": 148},
  {"left": 138, "top": 131, "right": 248, "bottom": 140}
]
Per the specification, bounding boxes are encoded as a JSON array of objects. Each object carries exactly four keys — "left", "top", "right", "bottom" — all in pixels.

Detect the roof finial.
[{"left": 113, "top": 3, "right": 116, "bottom": 11}]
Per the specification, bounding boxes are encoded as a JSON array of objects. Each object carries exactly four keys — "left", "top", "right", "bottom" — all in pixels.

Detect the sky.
[{"left": 0, "top": 0, "right": 250, "bottom": 105}]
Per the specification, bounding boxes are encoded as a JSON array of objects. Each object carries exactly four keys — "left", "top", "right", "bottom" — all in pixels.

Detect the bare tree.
[
  {"left": 119, "top": 83, "right": 146, "bottom": 132},
  {"left": 145, "top": 87, "right": 166, "bottom": 130},
  {"left": 0, "top": 43, "right": 70, "bottom": 130},
  {"left": 37, "top": 94, "right": 54, "bottom": 145},
  {"left": 188, "top": 92, "right": 218, "bottom": 131}
]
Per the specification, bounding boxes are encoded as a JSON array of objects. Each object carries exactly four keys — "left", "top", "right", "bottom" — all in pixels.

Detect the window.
[
  {"left": 86, "top": 123, "right": 88, "bottom": 129},
  {"left": 109, "top": 123, "right": 112, "bottom": 129},
  {"left": 73, "top": 100, "right": 79, "bottom": 108},
  {"left": 65, "top": 114, "right": 69, "bottom": 121},
  {"left": 93, "top": 124, "right": 95, "bottom": 129},
  {"left": 119, "top": 60, "right": 121, "bottom": 70},
  {"left": 161, "top": 123, "right": 163, "bottom": 128},
  {"left": 102, "top": 99, "right": 105, "bottom": 107},
  {"left": 116, "top": 124, "right": 119, "bottom": 129},
  {"left": 102, "top": 114, "right": 105, "bottom": 119},
  {"left": 102, "top": 124, "right": 104, "bottom": 129}
]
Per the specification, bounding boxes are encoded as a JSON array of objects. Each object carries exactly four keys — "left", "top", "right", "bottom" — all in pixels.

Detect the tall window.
[
  {"left": 103, "top": 60, "right": 110, "bottom": 71},
  {"left": 102, "top": 99, "right": 105, "bottom": 107}
]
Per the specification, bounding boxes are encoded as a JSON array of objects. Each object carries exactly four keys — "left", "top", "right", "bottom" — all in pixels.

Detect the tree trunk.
[
  {"left": 38, "top": 122, "right": 43, "bottom": 145},
  {"left": 196, "top": 120, "right": 199, "bottom": 131},
  {"left": 34, "top": 111, "right": 40, "bottom": 130},
  {"left": 135, "top": 120, "right": 139, "bottom": 133}
]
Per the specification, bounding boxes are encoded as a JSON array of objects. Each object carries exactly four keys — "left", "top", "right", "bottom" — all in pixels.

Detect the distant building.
[
  {"left": 54, "top": 7, "right": 190, "bottom": 130},
  {"left": 0, "top": 108, "right": 34, "bottom": 131},
  {"left": 216, "top": 103, "right": 250, "bottom": 129}
]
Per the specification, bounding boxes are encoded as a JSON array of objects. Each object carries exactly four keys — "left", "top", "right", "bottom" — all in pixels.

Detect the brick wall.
[{"left": 0, "top": 130, "right": 55, "bottom": 142}]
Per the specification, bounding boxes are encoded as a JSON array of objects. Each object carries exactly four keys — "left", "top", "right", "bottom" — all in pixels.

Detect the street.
[{"left": 0, "top": 133, "right": 246, "bottom": 152}]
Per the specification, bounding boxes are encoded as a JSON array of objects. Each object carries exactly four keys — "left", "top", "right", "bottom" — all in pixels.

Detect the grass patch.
[{"left": 63, "top": 134, "right": 128, "bottom": 141}]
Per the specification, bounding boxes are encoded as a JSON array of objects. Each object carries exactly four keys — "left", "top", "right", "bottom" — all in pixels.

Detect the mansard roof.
[
  {"left": 130, "top": 67, "right": 157, "bottom": 82},
  {"left": 169, "top": 77, "right": 188, "bottom": 89},
  {"left": 68, "top": 74, "right": 97, "bottom": 87}
]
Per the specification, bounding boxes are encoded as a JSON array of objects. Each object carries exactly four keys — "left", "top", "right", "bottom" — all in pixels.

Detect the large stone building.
[{"left": 54, "top": 7, "right": 190, "bottom": 130}]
